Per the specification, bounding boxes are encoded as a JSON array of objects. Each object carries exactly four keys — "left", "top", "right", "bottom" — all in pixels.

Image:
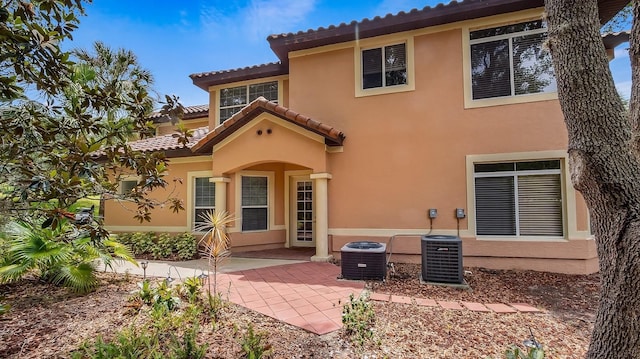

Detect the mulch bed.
[{"left": 0, "top": 264, "right": 600, "bottom": 358}]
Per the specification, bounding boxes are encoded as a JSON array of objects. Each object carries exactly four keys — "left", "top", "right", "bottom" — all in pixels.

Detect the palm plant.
[
  {"left": 0, "top": 220, "right": 136, "bottom": 293},
  {"left": 195, "top": 210, "right": 235, "bottom": 298}
]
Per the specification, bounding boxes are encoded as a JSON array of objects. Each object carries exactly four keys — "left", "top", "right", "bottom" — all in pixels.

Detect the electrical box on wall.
[
  {"left": 429, "top": 209, "right": 438, "bottom": 218},
  {"left": 455, "top": 208, "right": 466, "bottom": 219}
]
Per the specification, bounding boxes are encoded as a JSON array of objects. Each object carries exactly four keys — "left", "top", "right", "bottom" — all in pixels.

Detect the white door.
[{"left": 290, "top": 177, "right": 315, "bottom": 247}]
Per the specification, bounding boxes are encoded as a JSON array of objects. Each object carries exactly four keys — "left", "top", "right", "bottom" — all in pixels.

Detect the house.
[{"left": 104, "top": 0, "right": 629, "bottom": 274}]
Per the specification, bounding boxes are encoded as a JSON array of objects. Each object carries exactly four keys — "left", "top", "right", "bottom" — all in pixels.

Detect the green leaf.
[{"left": 42, "top": 217, "right": 54, "bottom": 229}]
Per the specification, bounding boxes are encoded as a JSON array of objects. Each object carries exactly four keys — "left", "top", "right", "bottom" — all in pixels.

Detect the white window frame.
[
  {"left": 187, "top": 170, "right": 214, "bottom": 233},
  {"left": 218, "top": 80, "right": 279, "bottom": 124},
  {"left": 193, "top": 176, "right": 215, "bottom": 230},
  {"left": 469, "top": 21, "right": 554, "bottom": 102},
  {"left": 237, "top": 172, "right": 274, "bottom": 232},
  {"left": 473, "top": 160, "right": 564, "bottom": 239},
  {"left": 355, "top": 36, "right": 415, "bottom": 97},
  {"left": 361, "top": 42, "right": 407, "bottom": 89},
  {"left": 462, "top": 14, "right": 559, "bottom": 109}
]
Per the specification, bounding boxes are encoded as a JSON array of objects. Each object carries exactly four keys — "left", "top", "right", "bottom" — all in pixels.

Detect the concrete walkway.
[{"left": 110, "top": 257, "right": 306, "bottom": 279}]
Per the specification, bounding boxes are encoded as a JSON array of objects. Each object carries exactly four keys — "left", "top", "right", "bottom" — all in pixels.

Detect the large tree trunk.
[
  {"left": 631, "top": 2, "right": 640, "bottom": 154},
  {"left": 544, "top": 1, "right": 640, "bottom": 358}
]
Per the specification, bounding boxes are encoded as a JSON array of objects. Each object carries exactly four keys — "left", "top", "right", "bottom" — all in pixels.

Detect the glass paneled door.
[{"left": 290, "top": 177, "right": 315, "bottom": 247}]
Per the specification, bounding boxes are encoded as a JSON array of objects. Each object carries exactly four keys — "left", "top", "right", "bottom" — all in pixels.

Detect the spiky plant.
[
  {"left": 0, "top": 220, "right": 136, "bottom": 293},
  {"left": 195, "top": 210, "right": 235, "bottom": 298}
]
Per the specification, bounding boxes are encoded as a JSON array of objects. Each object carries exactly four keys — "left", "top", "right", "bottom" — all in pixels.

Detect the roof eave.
[
  {"left": 191, "top": 98, "right": 345, "bottom": 154},
  {"left": 190, "top": 63, "right": 289, "bottom": 90},
  {"left": 268, "top": 0, "right": 627, "bottom": 63},
  {"left": 602, "top": 31, "right": 630, "bottom": 50},
  {"left": 268, "top": 0, "right": 544, "bottom": 63}
]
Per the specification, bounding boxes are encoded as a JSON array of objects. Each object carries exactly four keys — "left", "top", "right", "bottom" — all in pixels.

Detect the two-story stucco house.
[{"left": 104, "top": 0, "right": 629, "bottom": 274}]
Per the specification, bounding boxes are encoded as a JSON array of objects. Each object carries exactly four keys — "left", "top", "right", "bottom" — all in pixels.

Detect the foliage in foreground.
[
  {"left": 74, "top": 278, "right": 207, "bottom": 359},
  {"left": 236, "top": 323, "right": 273, "bottom": 359},
  {"left": 196, "top": 210, "right": 235, "bottom": 299},
  {"left": 342, "top": 293, "right": 377, "bottom": 347},
  {"left": 74, "top": 276, "right": 269, "bottom": 359},
  {"left": 116, "top": 232, "right": 197, "bottom": 260},
  {"left": 0, "top": 220, "right": 135, "bottom": 293},
  {"left": 0, "top": 299, "right": 9, "bottom": 316},
  {"left": 1, "top": 0, "right": 186, "bottom": 252},
  {"left": 503, "top": 346, "right": 545, "bottom": 359},
  {"left": 72, "top": 305, "right": 207, "bottom": 359}
]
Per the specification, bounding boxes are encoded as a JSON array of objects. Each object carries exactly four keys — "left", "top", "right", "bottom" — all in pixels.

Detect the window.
[
  {"left": 474, "top": 160, "right": 563, "bottom": 237},
  {"left": 362, "top": 43, "right": 407, "bottom": 89},
  {"left": 194, "top": 177, "right": 215, "bottom": 229},
  {"left": 470, "top": 20, "right": 556, "bottom": 100},
  {"left": 241, "top": 176, "right": 268, "bottom": 231},
  {"left": 119, "top": 180, "right": 137, "bottom": 194},
  {"left": 219, "top": 81, "right": 278, "bottom": 123}
]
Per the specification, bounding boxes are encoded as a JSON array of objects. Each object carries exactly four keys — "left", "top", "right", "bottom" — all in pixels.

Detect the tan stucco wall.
[
  {"left": 106, "top": 12, "right": 597, "bottom": 273},
  {"left": 284, "top": 26, "right": 595, "bottom": 272},
  {"left": 289, "top": 29, "right": 570, "bottom": 229},
  {"left": 104, "top": 160, "right": 212, "bottom": 232},
  {"left": 211, "top": 117, "right": 327, "bottom": 175}
]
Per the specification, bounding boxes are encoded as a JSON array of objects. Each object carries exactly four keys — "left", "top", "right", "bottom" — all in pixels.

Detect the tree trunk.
[
  {"left": 631, "top": 2, "right": 640, "bottom": 155},
  {"left": 544, "top": 0, "right": 640, "bottom": 358}
]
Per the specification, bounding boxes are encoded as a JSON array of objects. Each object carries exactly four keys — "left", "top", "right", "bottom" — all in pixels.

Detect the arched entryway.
[{"left": 190, "top": 99, "right": 344, "bottom": 262}]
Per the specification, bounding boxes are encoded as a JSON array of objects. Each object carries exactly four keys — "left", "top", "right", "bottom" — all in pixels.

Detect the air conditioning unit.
[
  {"left": 341, "top": 241, "right": 387, "bottom": 281},
  {"left": 421, "top": 235, "right": 463, "bottom": 284}
]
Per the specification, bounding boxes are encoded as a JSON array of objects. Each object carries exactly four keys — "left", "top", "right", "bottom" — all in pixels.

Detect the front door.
[{"left": 289, "top": 177, "right": 315, "bottom": 247}]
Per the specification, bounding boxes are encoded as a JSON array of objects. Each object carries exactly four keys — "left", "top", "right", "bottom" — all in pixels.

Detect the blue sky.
[{"left": 65, "top": 0, "right": 631, "bottom": 106}]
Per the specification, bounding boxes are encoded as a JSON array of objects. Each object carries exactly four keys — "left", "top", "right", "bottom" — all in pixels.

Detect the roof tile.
[
  {"left": 191, "top": 97, "right": 345, "bottom": 154},
  {"left": 149, "top": 104, "right": 209, "bottom": 123},
  {"left": 127, "top": 126, "right": 209, "bottom": 153}
]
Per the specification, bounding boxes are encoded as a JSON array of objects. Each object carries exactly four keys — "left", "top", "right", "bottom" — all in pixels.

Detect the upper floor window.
[
  {"left": 470, "top": 20, "right": 556, "bottom": 100},
  {"left": 219, "top": 81, "right": 278, "bottom": 123},
  {"left": 362, "top": 43, "right": 407, "bottom": 89}
]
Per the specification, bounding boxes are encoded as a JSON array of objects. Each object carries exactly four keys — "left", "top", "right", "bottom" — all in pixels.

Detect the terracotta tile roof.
[
  {"left": 191, "top": 97, "right": 345, "bottom": 154},
  {"left": 267, "top": 0, "right": 627, "bottom": 63},
  {"left": 189, "top": 0, "right": 626, "bottom": 85},
  {"left": 190, "top": 62, "right": 288, "bottom": 91},
  {"left": 149, "top": 104, "right": 209, "bottom": 123},
  {"left": 128, "top": 126, "right": 209, "bottom": 155}
]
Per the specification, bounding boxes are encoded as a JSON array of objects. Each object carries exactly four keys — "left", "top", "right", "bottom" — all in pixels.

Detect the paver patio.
[
  {"left": 115, "top": 259, "right": 543, "bottom": 335},
  {"left": 213, "top": 262, "right": 365, "bottom": 335},
  {"left": 207, "top": 261, "right": 543, "bottom": 335}
]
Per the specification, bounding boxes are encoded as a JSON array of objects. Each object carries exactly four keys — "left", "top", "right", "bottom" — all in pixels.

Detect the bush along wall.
[{"left": 116, "top": 232, "right": 198, "bottom": 260}]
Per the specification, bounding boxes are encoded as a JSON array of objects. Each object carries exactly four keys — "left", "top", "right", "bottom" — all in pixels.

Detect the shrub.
[
  {"left": 152, "top": 233, "right": 173, "bottom": 259},
  {"left": 131, "top": 232, "right": 156, "bottom": 256},
  {"left": 114, "top": 231, "right": 197, "bottom": 260},
  {"left": 342, "top": 293, "right": 376, "bottom": 346},
  {"left": 503, "top": 346, "right": 545, "bottom": 359},
  {"left": 181, "top": 276, "right": 203, "bottom": 303},
  {"left": 73, "top": 300, "right": 207, "bottom": 358},
  {"left": 175, "top": 232, "right": 197, "bottom": 260},
  {"left": 237, "top": 323, "right": 272, "bottom": 359},
  {"left": 0, "top": 220, "right": 135, "bottom": 293},
  {"left": 115, "top": 232, "right": 134, "bottom": 248},
  {"left": 131, "top": 279, "right": 181, "bottom": 311},
  {"left": 0, "top": 300, "right": 9, "bottom": 317}
]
